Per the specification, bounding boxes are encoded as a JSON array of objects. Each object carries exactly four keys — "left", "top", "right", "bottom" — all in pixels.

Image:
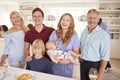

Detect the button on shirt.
[{"left": 80, "top": 25, "right": 111, "bottom": 62}]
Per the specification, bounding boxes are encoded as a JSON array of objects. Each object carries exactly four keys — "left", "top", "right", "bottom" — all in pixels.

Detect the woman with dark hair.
[
  {"left": 1, "top": 25, "right": 8, "bottom": 32},
  {"left": 98, "top": 18, "right": 109, "bottom": 33},
  {"left": 0, "top": 25, "right": 8, "bottom": 37}
]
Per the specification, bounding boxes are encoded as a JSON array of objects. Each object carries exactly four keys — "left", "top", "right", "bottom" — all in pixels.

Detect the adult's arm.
[
  {"left": 97, "top": 32, "right": 111, "bottom": 80},
  {"left": 97, "top": 60, "right": 107, "bottom": 80},
  {"left": 58, "top": 47, "right": 80, "bottom": 64},
  {"left": 24, "top": 42, "right": 32, "bottom": 62}
]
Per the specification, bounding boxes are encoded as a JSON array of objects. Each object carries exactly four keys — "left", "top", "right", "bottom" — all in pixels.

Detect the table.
[{"left": 3, "top": 67, "right": 77, "bottom": 80}]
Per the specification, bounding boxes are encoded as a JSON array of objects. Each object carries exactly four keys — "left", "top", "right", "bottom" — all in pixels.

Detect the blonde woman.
[
  {"left": 46, "top": 13, "right": 80, "bottom": 77},
  {"left": 0, "top": 11, "right": 29, "bottom": 68},
  {"left": 26, "top": 39, "right": 52, "bottom": 74}
]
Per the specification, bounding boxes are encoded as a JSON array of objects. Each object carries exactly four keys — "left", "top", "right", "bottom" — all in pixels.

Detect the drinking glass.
[
  {"left": 3, "top": 59, "right": 9, "bottom": 75},
  {"left": 0, "top": 66, "right": 6, "bottom": 80},
  {"left": 0, "top": 59, "right": 9, "bottom": 80},
  {"left": 89, "top": 68, "right": 98, "bottom": 80}
]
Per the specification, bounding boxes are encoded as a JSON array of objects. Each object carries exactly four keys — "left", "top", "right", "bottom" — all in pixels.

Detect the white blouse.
[{"left": 3, "top": 30, "right": 25, "bottom": 63}]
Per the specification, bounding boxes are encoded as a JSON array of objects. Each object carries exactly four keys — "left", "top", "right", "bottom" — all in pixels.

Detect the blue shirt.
[
  {"left": 3, "top": 31, "right": 25, "bottom": 63},
  {"left": 80, "top": 25, "right": 110, "bottom": 61},
  {"left": 49, "top": 31, "right": 80, "bottom": 52},
  {"left": 49, "top": 30, "right": 80, "bottom": 77}
]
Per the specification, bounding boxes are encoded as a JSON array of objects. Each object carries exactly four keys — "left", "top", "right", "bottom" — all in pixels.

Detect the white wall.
[
  {"left": 0, "top": 3, "right": 19, "bottom": 29},
  {"left": 111, "top": 40, "right": 120, "bottom": 59},
  {"left": 43, "top": 3, "right": 98, "bottom": 38}
]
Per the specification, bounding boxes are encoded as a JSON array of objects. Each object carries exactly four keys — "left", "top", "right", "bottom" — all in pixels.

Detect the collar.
[
  {"left": 31, "top": 24, "right": 47, "bottom": 32},
  {"left": 86, "top": 25, "right": 100, "bottom": 33}
]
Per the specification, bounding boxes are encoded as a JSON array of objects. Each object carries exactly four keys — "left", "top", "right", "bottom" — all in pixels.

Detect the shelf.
[
  {"left": 101, "top": 17, "right": 120, "bottom": 19},
  {"left": 99, "top": 0, "right": 120, "bottom": 58},
  {"left": 99, "top": 1, "right": 120, "bottom": 3},
  {"left": 110, "top": 32, "right": 120, "bottom": 34},
  {"left": 109, "top": 25, "right": 120, "bottom": 27},
  {"left": 99, "top": 0, "right": 120, "bottom": 3},
  {"left": 100, "top": 12, "right": 120, "bottom": 17},
  {"left": 99, "top": 10, "right": 120, "bottom": 12},
  {"left": 99, "top": 0, "right": 120, "bottom": 40}
]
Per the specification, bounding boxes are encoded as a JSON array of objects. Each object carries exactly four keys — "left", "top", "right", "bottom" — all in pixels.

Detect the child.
[
  {"left": 46, "top": 41, "right": 80, "bottom": 65},
  {"left": 26, "top": 39, "right": 52, "bottom": 74}
]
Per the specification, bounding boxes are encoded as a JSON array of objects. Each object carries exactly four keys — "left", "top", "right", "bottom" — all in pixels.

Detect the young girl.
[{"left": 26, "top": 39, "right": 52, "bottom": 74}]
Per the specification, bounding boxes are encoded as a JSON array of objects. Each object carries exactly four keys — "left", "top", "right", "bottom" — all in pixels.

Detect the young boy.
[
  {"left": 26, "top": 39, "right": 52, "bottom": 74},
  {"left": 46, "top": 41, "right": 80, "bottom": 65}
]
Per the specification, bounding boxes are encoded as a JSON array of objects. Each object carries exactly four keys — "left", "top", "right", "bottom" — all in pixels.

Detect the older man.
[{"left": 80, "top": 9, "right": 111, "bottom": 80}]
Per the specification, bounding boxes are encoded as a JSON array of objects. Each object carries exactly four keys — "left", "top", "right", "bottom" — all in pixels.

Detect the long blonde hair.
[
  {"left": 10, "top": 11, "right": 29, "bottom": 33},
  {"left": 56, "top": 13, "right": 75, "bottom": 47},
  {"left": 32, "top": 39, "right": 45, "bottom": 55}
]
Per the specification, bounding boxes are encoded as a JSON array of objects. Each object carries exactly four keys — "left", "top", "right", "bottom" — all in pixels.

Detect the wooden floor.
[
  {"left": 72, "top": 58, "right": 120, "bottom": 80},
  {"left": 103, "top": 58, "right": 120, "bottom": 80}
]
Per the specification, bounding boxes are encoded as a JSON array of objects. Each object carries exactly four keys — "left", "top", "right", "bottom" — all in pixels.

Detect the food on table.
[{"left": 16, "top": 73, "right": 33, "bottom": 80}]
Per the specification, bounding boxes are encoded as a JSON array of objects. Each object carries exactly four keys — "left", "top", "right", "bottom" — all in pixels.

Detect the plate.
[{"left": 16, "top": 71, "right": 35, "bottom": 80}]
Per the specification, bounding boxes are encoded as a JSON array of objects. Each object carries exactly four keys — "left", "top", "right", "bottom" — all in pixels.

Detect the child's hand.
[{"left": 25, "top": 56, "right": 32, "bottom": 62}]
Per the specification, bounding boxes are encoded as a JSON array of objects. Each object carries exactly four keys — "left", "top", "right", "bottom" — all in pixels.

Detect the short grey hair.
[
  {"left": 87, "top": 9, "right": 99, "bottom": 15},
  {"left": 87, "top": 9, "right": 100, "bottom": 19}
]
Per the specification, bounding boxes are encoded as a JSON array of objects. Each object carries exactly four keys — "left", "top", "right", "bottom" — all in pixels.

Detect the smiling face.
[
  {"left": 56, "top": 13, "right": 74, "bottom": 46},
  {"left": 10, "top": 12, "right": 22, "bottom": 26},
  {"left": 87, "top": 9, "right": 100, "bottom": 31},
  {"left": 60, "top": 15, "right": 71, "bottom": 30},
  {"left": 32, "top": 11, "right": 44, "bottom": 26},
  {"left": 57, "top": 13, "right": 74, "bottom": 32}
]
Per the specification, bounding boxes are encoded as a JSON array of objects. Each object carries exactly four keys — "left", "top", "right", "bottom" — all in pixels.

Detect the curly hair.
[{"left": 56, "top": 13, "right": 75, "bottom": 47}]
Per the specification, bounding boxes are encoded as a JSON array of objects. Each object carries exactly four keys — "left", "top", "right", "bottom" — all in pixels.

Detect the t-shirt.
[
  {"left": 25, "top": 25, "right": 54, "bottom": 44},
  {"left": 26, "top": 56, "right": 52, "bottom": 74},
  {"left": 24, "top": 25, "right": 54, "bottom": 59}
]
